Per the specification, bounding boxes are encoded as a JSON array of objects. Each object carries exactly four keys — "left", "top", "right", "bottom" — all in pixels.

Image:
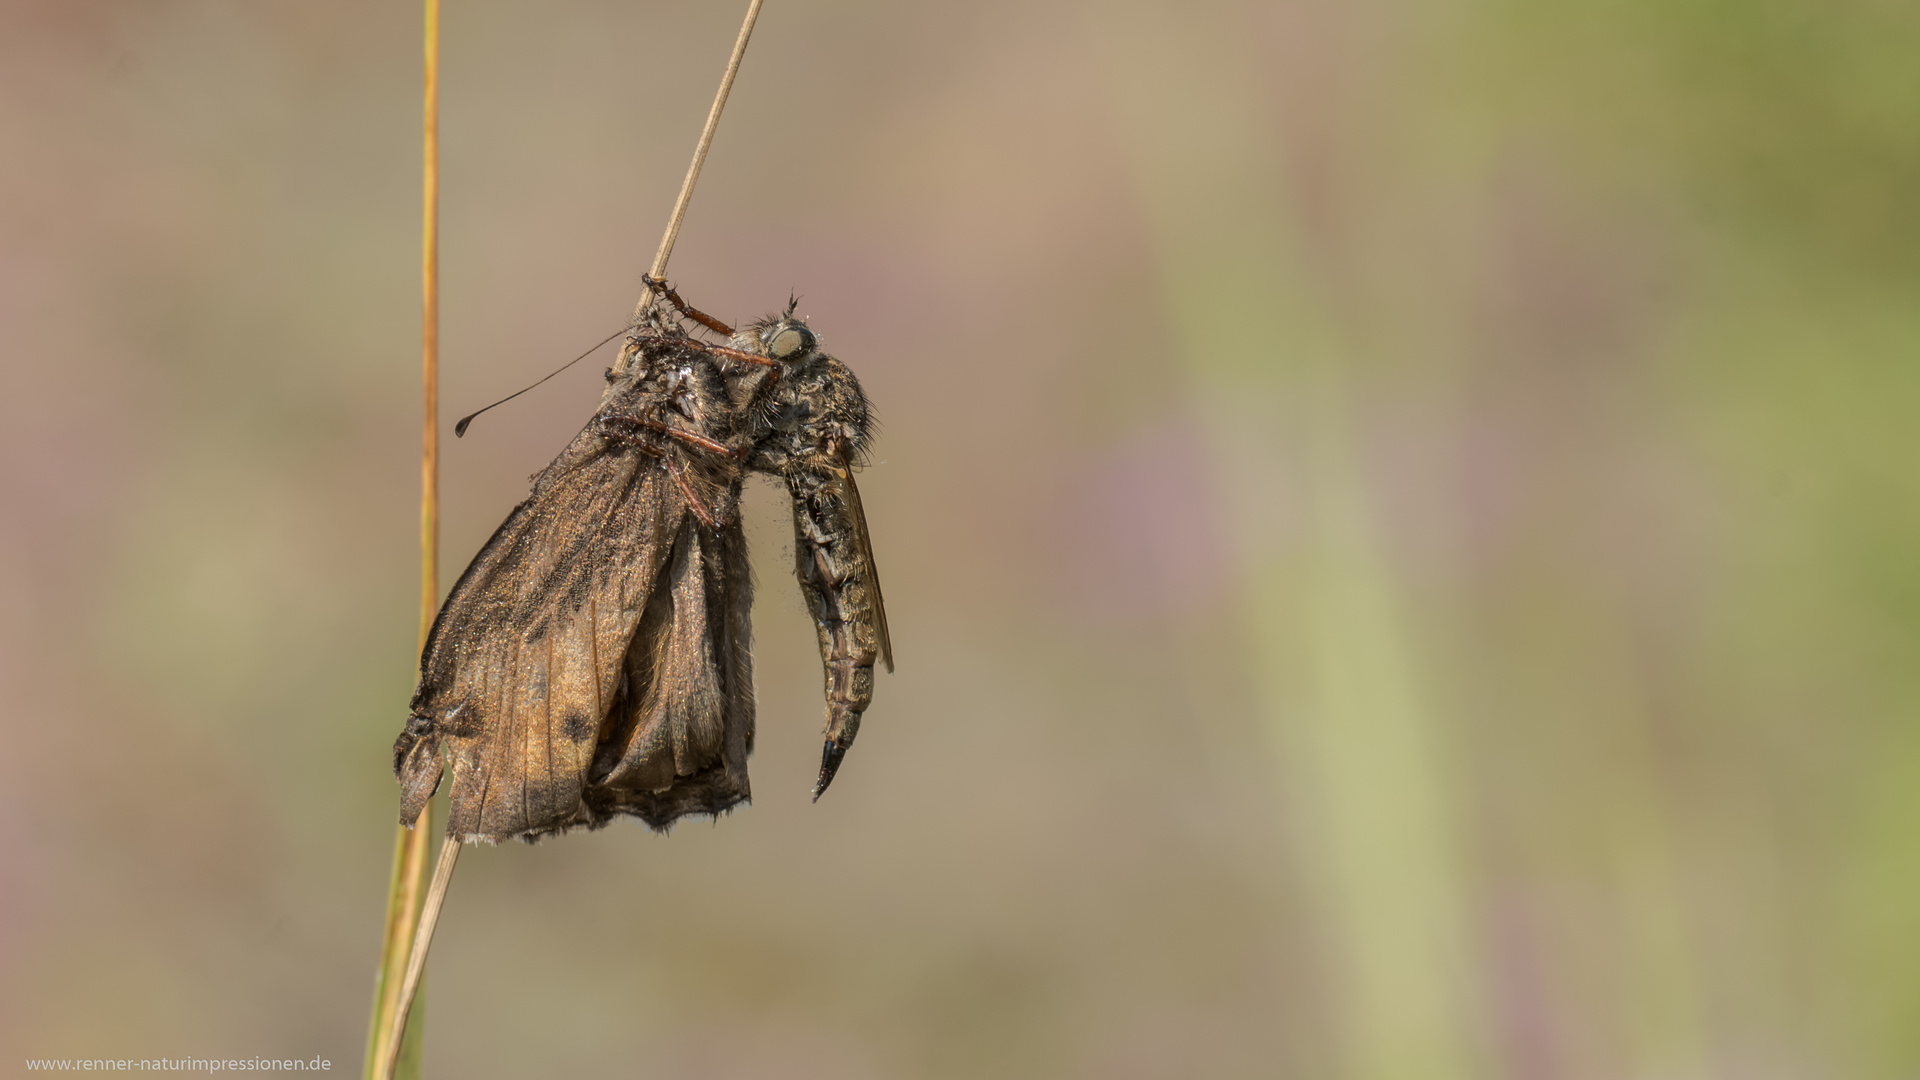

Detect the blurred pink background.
[{"left": 4, "top": 1, "right": 1918, "bottom": 1077}]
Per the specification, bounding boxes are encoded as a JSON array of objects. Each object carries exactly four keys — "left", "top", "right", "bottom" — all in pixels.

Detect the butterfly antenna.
[{"left": 453, "top": 327, "right": 627, "bottom": 437}]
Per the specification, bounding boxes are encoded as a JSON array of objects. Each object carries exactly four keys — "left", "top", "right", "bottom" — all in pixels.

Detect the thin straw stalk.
[{"left": 362, "top": 0, "right": 439, "bottom": 1076}]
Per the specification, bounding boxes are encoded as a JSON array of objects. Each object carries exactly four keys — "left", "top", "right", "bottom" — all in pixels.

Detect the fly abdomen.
[{"left": 789, "top": 466, "right": 887, "bottom": 799}]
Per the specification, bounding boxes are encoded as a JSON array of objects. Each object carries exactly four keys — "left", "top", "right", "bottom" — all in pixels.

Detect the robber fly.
[{"left": 392, "top": 284, "right": 891, "bottom": 842}]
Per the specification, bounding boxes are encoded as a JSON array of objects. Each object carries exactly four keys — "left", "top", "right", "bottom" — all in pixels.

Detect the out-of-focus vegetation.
[{"left": 3, "top": 2, "right": 1915, "bottom": 1077}]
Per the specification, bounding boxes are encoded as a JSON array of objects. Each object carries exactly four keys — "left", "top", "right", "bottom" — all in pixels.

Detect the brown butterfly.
[{"left": 392, "top": 289, "right": 891, "bottom": 842}]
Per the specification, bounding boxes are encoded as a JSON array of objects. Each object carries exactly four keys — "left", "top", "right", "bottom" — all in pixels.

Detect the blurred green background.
[{"left": 4, "top": 1, "right": 1918, "bottom": 1077}]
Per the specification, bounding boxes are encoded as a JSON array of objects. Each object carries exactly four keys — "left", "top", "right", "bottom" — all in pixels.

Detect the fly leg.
[
  {"left": 597, "top": 413, "right": 746, "bottom": 459},
  {"left": 661, "top": 454, "right": 722, "bottom": 529},
  {"left": 631, "top": 333, "right": 781, "bottom": 372},
  {"left": 593, "top": 416, "right": 736, "bottom": 528},
  {"left": 640, "top": 275, "right": 735, "bottom": 336}
]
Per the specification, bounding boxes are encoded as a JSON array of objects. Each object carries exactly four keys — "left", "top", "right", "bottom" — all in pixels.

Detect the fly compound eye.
[{"left": 764, "top": 324, "right": 813, "bottom": 359}]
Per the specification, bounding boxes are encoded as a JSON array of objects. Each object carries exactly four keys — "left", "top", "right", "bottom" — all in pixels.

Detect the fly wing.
[
  {"left": 837, "top": 457, "right": 892, "bottom": 674},
  {"left": 395, "top": 420, "right": 690, "bottom": 843}
]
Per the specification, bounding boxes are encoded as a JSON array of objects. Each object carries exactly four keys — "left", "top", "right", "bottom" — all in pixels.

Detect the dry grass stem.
[
  {"left": 634, "top": 0, "right": 766, "bottom": 318},
  {"left": 379, "top": 838, "right": 462, "bottom": 1078},
  {"left": 363, "top": 1, "right": 439, "bottom": 1077}
]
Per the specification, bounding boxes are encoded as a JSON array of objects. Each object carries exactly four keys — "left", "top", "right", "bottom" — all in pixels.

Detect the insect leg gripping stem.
[{"left": 640, "top": 274, "right": 735, "bottom": 336}]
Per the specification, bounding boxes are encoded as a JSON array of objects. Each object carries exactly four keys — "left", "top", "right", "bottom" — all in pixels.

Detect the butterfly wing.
[
  {"left": 585, "top": 511, "right": 755, "bottom": 829},
  {"left": 396, "top": 343, "right": 757, "bottom": 842},
  {"left": 396, "top": 426, "right": 685, "bottom": 842}
]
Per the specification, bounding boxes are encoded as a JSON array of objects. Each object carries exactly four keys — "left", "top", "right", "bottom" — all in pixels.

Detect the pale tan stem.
[
  {"left": 634, "top": 0, "right": 766, "bottom": 319},
  {"left": 378, "top": 838, "right": 463, "bottom": 1080}
]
